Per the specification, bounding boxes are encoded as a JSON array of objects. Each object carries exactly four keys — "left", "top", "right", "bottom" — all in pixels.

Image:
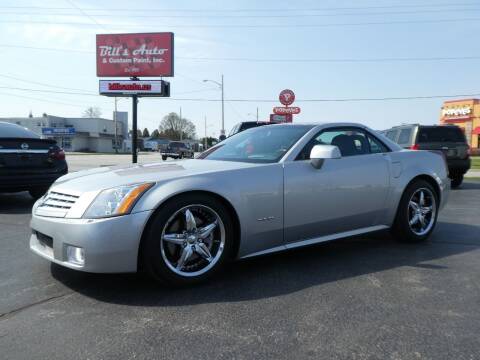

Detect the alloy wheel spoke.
[
  {"left": 185, "top": 209, "right": 197, "bottom": 232},
  {"left": 419, "top": 191, "right": 425, "bottom": 206},
  {"left": 409, "top": 214, "right": 420, "bottom": 226},
  {"left": 198, "top": 221, "right": 218, "bottom": 239},
  {"left": 195, "top": 242, "right": 213, "bottom": 262},
  {"left": 163, "top": 233, "right": 186, "bottom": 245},
  {"left": 409, "top": 201, "right": 419, "bottom": 211},
  {"left": 421, "top": 206, "right": 432, "bottom": 215},
  {"left": 176, "top": 245, "right": 193, "bottom": 270},
  {"left": 418, "top": 214, "right": 427, "bottom": 228}
]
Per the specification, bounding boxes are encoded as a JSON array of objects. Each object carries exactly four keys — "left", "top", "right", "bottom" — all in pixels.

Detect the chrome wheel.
[
  {"left": 408, "top": 188, "right": 436, "bottom": 236},
  {"left": 160, "top": 205, "right": 225, "bottom": 277}
]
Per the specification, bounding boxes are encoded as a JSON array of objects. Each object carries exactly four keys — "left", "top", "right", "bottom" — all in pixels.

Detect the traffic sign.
[
  {"left": 273, "top": 106, "right": 301, "bottom": 115},
  {"left": 279, "top": 89, "right": 295, "bottom": 106}
]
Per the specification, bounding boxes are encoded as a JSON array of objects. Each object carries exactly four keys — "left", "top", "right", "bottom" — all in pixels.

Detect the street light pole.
[
  {"left": 179, "top": 107, "right": 183, "bottom": 141},
  {"left": 204, "top": 115, "right": 207, "bottom": 150},
  {"left": 256, "top": 107, "right": 259, "bottom": 122},
  {"left": 221, "top": 74, "right": 224, "bottom": 136}
]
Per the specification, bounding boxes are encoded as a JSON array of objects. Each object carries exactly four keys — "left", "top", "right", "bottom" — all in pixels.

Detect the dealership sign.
[
  {"left": 42, "top": 127, "right": 76, "bottom": 136},
  {"left": 99, "top": 80, "right": 170, "bottom": 97},
  {"left": 96, "top": 32, "right": 174, "bottom": 77}
]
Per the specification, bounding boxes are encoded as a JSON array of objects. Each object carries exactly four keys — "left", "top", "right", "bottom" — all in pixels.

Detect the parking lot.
[{"left": 1, "top": 156, "right": 479, "bottom": 359}]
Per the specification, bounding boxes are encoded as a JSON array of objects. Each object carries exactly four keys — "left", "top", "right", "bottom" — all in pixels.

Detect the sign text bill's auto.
[{"left": 96, "top": 32, "right": 174, "bottom": 77}]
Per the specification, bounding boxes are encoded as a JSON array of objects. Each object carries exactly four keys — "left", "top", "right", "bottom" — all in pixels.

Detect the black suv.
[
  {"left": 161, "top": 141, "right": 194, "bottom": 160},
  {"left": 0, "top": 122, "right": 68, "bottom": 198},
  {"left": 228, "top": 121, "right": 271, "bottom": 137},
  {"left": 383, "top": 124, "right": 470, "bottom": 188}
]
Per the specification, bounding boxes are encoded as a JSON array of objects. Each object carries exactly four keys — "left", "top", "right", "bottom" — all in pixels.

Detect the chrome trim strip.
[
  {"left": 240, "top": 225, "right": 389, "bottom": 259},
  {"left": 0, "top": 149, "right": 49, "bottom": 154}
]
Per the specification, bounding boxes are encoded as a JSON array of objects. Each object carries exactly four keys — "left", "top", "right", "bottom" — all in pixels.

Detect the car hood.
[{"left": 51, "top": 159, "right": 260, "bottom": 194}]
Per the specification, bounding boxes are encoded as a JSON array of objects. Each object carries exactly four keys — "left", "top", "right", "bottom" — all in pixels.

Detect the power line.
[
  {"left": 2, "top": 85, "right": 479, "bottom": 102},
  {"left": 0, "top": 3, "right": 478, "bottom": 12},
  {"left": 1, "top": 17, "right": 479, "bottom": 28},
  {"left": 1, "top": 44, "right": 479, "bottom": 64},
  {"left": 2, "top": 8, "right": 480, "bottom": 18},
  {"left": 64, "top": 0, "right": 107, "bottom": 30},
  {"left": 0, "top": 74, "right": 95, "bottom": 92}
]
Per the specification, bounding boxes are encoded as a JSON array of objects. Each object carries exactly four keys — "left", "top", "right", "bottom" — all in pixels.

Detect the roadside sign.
[
  {"left": 270, "top": 114, "right": 292, "bottom": 123},
  {"left": 279, "top": 89, "right": 295, "bottom": 106},
  {"left": 42, "top": 127, "right": 76, "bottom": 136},
  {"left": 96, "top": 32, "right": 174, "bottom": 77},
  {"left": 99, "top": 79, "right": 170, "bottom": 97},
  {"left": 273, "top": 106, "right": 301, "bottom": 115}
]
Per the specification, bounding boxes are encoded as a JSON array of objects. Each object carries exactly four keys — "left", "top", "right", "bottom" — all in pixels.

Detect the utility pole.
[
  {"left": 179, "top": 107, "right": 182, "bottom": 140},
  {"left": 204, "top": 115, "right": 207, "bottom": 150},
  {"left": 256, "top": 107, "right": 259, "bottom": 122}
]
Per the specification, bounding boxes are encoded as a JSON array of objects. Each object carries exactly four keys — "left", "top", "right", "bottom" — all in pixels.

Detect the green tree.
[
  {"left": 142, "top": 128, "right": 150, "bottom": 138},
  {"left": 151, "top": 129, "right": 160, "bottom": 138},
  {"left": 158, "top": 112, "right": 196, "bottom": 140}
]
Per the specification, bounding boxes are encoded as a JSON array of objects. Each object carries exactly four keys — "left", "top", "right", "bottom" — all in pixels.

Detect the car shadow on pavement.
[
  {"left": 457, "top": 181, "right": 480, "bottom": 190},
  {"left": 51, "top": 221, "right": 479, "bottom": 306},
  {"left": 0, "top": 192, "right": 35, "bottom": 214}
]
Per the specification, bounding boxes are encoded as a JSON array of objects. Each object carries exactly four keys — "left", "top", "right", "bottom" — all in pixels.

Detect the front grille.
[{"left": 39, "top": 191, "right": 79, "bottom": 210}]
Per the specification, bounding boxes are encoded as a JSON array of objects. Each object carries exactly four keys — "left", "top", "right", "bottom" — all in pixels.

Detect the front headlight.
[{"left": 83, "top": 183, "right": 154, "bottom": 219}]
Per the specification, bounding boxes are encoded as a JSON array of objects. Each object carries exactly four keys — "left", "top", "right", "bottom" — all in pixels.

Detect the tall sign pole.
[
  {"left": 221, "top": 74, "right": 225, "bottom": 136},
  {"left": 96, "top": 32, "right": 174, "bottom": 163},
  {"left": 132, "top": 94, "right": 138, "bottom": 163}
]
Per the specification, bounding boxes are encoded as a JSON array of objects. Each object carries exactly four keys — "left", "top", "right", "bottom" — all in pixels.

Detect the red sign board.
[
  {"left": 96, "top": 32, "right": 174, "bottom": 77},
  {"left": 273, "top": 106, "right": 301, "bottom": 115},
  {"left": 279, "top": 89, "right": 295, "bottom": 106},
  {"left": 270, "top": 114, "right": 292, "bottom": 123}
]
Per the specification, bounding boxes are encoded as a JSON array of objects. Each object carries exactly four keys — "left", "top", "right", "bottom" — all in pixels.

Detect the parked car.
[
  {"left": 228, "top": 121, "right": 271, "bottom": 137},
  {"left": 160, "top": 141, "right": 194, "bottom": 160},
  {"left": 383, "top": 124, "right": 470, "bottom": 188},
  {"left": 0, "top": 121, "right": 68, "bottom": 198},
  {"left": 30, "top": 123, "right": 449, "bottom": 286}
]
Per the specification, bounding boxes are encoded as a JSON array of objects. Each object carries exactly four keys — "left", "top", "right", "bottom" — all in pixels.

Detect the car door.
[{"left": 283, "top": 127, "right": 391, "bottom": 244}]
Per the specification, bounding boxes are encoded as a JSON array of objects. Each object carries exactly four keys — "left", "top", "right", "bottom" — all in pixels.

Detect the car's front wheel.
[
  {"left": 142, "top": 194, "right": 235, "bottom": 285},
  {"left": 391, "top": 179, "right": 438, "bottom": 243}
]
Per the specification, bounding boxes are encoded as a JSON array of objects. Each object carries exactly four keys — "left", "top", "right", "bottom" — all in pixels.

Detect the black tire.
[
  {"left": 29, "top": 187, "right": 49, "bottom": 199},
  {"left": 450, "top": 174, "right": 463, "bottom": 189},
  {"left": 162, "top": 155, "right": 167, "bottom": 161},
  {"left": 142, "top": 193, "right": 235, "bottom": 286},
  {"left": 391, "top": 179, "right": 439, "bottom": 243},
  {"left": 179, "top": 153, "right": 183, "bottom": 159}
]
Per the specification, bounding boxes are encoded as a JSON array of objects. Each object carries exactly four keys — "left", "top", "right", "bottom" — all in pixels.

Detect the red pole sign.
[
  {"left": 96, "top": 32, "right": 174, "bottom": 77},
  {"left": 279, "top": 89, "right": 295, "bottom": 106},
  {"left": 273, "top": 106, "right": 301, "bottom": 115}
]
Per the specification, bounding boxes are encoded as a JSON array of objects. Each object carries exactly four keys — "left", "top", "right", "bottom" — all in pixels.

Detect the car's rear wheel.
[
  {"left": 391, "top": 179, "right": 438, "bottom": 243},
  {"left": 29, "top": 187, "right": 49, "bottom": 199},
  {"left": 142, "top": 194, "right": 235, "bottom": 286},
  {"left": 162, "top": 155, "right": 167, "bottom": 161},
  {"left": 450, "top": 174, "right": 463, "bottom": 189}
]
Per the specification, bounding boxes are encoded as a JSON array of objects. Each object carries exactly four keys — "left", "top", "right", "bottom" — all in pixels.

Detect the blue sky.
[{"left": 1, "top": 0, "right": 479, "bottom": 137}]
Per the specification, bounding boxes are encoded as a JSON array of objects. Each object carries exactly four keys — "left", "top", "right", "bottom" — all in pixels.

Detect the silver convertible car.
[{"left": 30, "top": 123, "right": 449, "bottom": 285}]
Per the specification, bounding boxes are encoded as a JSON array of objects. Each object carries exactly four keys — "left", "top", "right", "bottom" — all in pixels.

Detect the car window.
[
  {"left": 0, "top": 122, "right": 39, "bottom": 139},
  {"left": 397, "top": 128, "right": 412, "bottom": 144},
  {"left": 367, "top": 134, "right": 389, "bottom": 153},
  {"left": 297, "top": 128, "right": 372, "bottom": 159},
  {"left": 199, "top": 125, "right": 312, "bottom": 163},
  {"left": 417, "top": 127, "right": 466, "bottom": 143},
  {"left": 385, "top": 130, "right": 398, "bottom": 141}
]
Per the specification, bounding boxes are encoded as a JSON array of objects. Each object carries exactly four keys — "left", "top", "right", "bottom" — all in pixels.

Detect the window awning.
[{"left": 473, "top": 127, "right": 480, "bottom": 135}]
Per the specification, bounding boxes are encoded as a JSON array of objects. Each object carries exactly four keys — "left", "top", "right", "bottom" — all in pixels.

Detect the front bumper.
[
  {"left": 30, "top": 210, "right": 153, "bottom": 273},
  {"left": 160, "top": 152, "right": 180, "bottom": 157}
]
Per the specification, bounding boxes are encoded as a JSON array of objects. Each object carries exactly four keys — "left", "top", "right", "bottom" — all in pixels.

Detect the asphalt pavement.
[{"left": 1, "top": 173, "right": 479, "bottom": 359}]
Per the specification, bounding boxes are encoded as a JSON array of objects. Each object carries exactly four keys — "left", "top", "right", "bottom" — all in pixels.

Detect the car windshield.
[
  {"left": 418, "top": 127, "right": 465, "bottom": 143},
  {"left": 199, "top": 125, "right": 312, "bottom": 163}
]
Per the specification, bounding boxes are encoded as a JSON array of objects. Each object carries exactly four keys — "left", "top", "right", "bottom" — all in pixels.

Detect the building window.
[{"left": 62, "top": 137, "right": 72, "bottom": 150}]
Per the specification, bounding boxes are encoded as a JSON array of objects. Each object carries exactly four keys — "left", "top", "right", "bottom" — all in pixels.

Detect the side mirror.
[{"left": 310, "top": 145, "right": 341, "bottom": 169}]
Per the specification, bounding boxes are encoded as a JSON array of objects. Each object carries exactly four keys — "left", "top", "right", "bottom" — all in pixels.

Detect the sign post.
[
  {"left": 96, "top": 32, "right": 174, "bottom": 163},
  {"left": 271, "top": 89, "right": 300, "bottom": 123}
]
